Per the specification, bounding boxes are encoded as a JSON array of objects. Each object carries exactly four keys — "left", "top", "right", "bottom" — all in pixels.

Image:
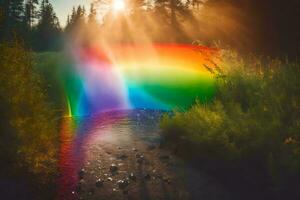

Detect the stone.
[
  {"left": 107, "top": 177, "right": 113, "bottom": 181},
  {"left": 163, "top": 176, "right": 171, "bottom": 184},
  {"left": 135, "top": 153, "right": 140, "bottom": 158},
  {"left": 110, "top": 164, "right": 118, "bottom": 173},
  {"left": 117, "top": 179, "right": 129, "bottom": 189},
  {"left": 79, "top": 179, "right": 85, "bottom": 185},
  {"left": 129, "top": 173, "right": 136, "bottom": 181},
  {"left": 95, "top": 179, "right": 103, "bottom": 187},
  {"left": 132, "top": 148, "right": 138, "bottom": 152},
  {"left": 136, "top": 153, "right": 145, "bottom": 164},
  {"left": 78, "top": 168, "right": 85, "bottom": 179}
]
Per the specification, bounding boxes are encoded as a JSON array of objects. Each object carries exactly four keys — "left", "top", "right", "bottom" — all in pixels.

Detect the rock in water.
[
  {"left": 132, "top": 148, "right": 138, "bottom": 152},
  {"left": 110, "top": 164, "right": 118, "bottom": 173},
  {"left": 136, "top": 153, "right": 145, "bottom": 164},
  {"left": 95, "top": 179, "right": 103, "bottom": 187},
  {"left": 78, "top": 168, "right": 85, "bottom": 179},
  {"left": 129, "top": 173, "right": 136, "bottom": 181},
  {"left": 117, "top": 180, "right": 129, "bottom": 189}
]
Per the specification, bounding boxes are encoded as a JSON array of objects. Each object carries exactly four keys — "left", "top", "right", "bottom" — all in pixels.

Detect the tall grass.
[{"left": 161, "top": 51, "right": 300, "bottom": 199}]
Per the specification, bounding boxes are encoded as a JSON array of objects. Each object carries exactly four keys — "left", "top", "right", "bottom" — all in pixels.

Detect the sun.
[{"left": 112, "top": 0, "right": 126, "bottom": 12}]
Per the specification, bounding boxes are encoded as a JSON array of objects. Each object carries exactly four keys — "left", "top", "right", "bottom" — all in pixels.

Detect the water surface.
[{"left": 58, "top": 109, "right": 228, "bottom": 200}]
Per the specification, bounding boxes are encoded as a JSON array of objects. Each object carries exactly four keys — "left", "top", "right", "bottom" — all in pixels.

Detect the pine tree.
[
  {"left": 88, "top": 3, "right": 97, "bottom": 25},
  {"left": 154, "top": 0, "right": 188, "bottom": 26},
  {"left": 76, "top": 5, "right": 85, "bottom": 26},
  {"left": 34, "top": 0, "right": 61, "bottom": 51},
  {"left": 0, "top": 0, "right": 25, "bottom": 41},
  {"left": 24, "top": 0, "right": 39, "bottom": 28}
]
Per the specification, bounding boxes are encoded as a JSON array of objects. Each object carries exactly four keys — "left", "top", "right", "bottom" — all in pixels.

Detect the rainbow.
[{"left": 61, "top": 44, "right": 219, "bottom": 116}]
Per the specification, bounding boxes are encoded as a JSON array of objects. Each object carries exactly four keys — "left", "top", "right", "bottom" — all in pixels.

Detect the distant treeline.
[
  {"left": 1, "top": 0, "right": 299, "bottom": 56},
  {"left": 0, "top": 0, "right": 62, "bottom": 51}
]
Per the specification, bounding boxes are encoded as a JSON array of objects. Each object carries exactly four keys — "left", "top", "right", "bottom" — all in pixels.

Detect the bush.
[
  {"left": 0, "top": 41, "right": 59, "bottom": 198},
  {"left": 161, "top": 51, "right": 300, "bottom": 199}
]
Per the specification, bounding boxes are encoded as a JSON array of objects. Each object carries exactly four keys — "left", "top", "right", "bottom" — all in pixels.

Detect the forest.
[{"left": 1, "top": 0, "right": 299, "bottom": 56}]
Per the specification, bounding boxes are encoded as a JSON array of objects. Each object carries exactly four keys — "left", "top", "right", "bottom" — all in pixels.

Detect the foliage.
[
  {"left": 34, "top": 51, "right": 66, "bottom": 110},
  {"left": 0, "top": 0, "right": 62, "bottom": 51},
  {"left": 33, "top": 0, "right": 62, "bottom": 51},
  {"left": 161, "top": 51, "right": 300, "bottom": 199},
  {"left": 0, "top": 41, "right": 59, "bottom": 194}
]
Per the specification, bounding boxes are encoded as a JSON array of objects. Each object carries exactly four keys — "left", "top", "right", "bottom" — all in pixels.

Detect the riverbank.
[{"left": 160, "top": 53, "right": 300, "bottom": 200}]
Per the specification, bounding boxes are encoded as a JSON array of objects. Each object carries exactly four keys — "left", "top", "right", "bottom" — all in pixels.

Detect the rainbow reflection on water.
[
  {"left": 61, "top": 44, "right": 219, "bottom": 116},
  {"left": 58, "top": 44, "right": 220, "bottom": 199}
]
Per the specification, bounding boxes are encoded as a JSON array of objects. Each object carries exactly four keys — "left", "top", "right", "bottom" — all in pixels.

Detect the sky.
[{"left": 50, "top": 0, "right": 94, "bottom": 26}]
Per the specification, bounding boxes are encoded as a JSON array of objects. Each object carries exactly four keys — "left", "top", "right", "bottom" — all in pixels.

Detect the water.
[{"left": 58, "top": 109, "right": 228, "bottom": 200}]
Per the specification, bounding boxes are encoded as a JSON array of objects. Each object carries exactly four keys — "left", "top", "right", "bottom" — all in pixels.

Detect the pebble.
[
  {"left": 78, "top": 168, "right": 85, "bottom": 179},
  {"left": 129, "top": 173, "right": 136, "bottom": 181},
  {"left": 95, "top": 179, "right": 104, "bottom": 187},
  {"left": 135, "top": 153, "right": 143, "bottom": 158},
  {"left": 117, "top": 179, "right": 129, "bottom": 189},
  {"left": 163, "top": 176, "right": 171, "bottom": 184},
  {"left": 107, "top": 177, "right": 113, "bottom": 181},
  {"left": 79, "top": 179, "right": 85, "bottom": 184},
  {"left": 110, "top": 164, "right": 118, "bottom": 173},
  {"left": 136, "top": 153, "right": 145, "bottom": 164},
  {"left": 132, "top": 148, "right": 138, "bottom": 151}
]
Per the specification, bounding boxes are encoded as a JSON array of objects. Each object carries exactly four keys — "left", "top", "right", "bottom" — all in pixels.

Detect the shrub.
[
  {"left": 0, "top": 41, "right": 59, "bottom": 198},
  {"left": 161, "top": 51, "right": 300, "bottom": 199}
]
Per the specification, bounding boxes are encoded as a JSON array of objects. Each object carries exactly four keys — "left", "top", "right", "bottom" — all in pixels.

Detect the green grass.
[{"left": 160, "top": 51, "right": 300, "bottom": 199}]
